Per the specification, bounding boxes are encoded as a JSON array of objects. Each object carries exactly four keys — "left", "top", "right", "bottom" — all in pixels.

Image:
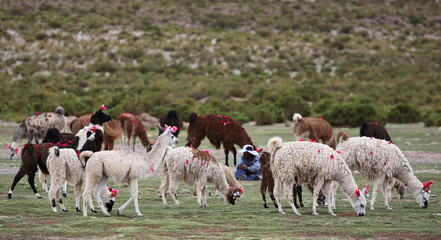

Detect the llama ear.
[
  {"left": 163, "top": 126, "right": 172, "bottom": 135},
  {"left": 361, "top": 186, "right": 369, "bottom": 197}
]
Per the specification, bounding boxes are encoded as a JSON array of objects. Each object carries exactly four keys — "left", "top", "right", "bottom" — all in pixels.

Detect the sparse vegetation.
[{"left": 0, "top": 1, "right": 440, "bottom": 126}]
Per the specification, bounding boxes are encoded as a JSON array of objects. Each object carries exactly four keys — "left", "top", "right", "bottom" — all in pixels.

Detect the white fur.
[
  {"left": 47, "top": 147, "right": 113, "bottom": 213},
  {"left": 81, "top": 127, "right": 179, "bottom": 217},
  {"left": 160, "top": 147, "right": 232, "bottom": 208},
  {"left": 267, "top": 137, "right": 367, "bottom": 216},
  {"left": 336, "top": 136, "right": 430, "bottom": 210}
]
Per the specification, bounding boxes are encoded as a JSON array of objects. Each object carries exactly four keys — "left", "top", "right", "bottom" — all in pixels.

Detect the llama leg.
[
  {"left": 331, "top": 181, "right": 338, "bottom": 209},
  {"left": 61, "top": 181, "right": 68, "bottom": 198},
  {"left": 159, "top": 170, "right": 170, "bottom": 208},
  {"left": 293, "top": 185, "right": 299, "bottom": 208},
  {"left": 201, "top": 185, "right": 208, "bottom": 208},
  {"left": 370, "top": 175, "right": 386, "bottom": 210},
  {"left": 56, "top": 188, "right": 67, "bottom": 212},
  {"left": 224, "top": 148, "right": 230, "bottom": 166},
  {"left": 273, "top": 177, "right": 285, "bottom": 214},
  {"left": 387, "top": 179, "right": 394, "bottom": 202},
  {"left": 323, "top": 182, "right": 336, "bottom": 216},
  {"left": 8, "top": 166, "right": 28, "bottom": 199},
  {"left": 267, "top": 178, "right": 278, "bottom": 208},
  {"left": 169, "top": 178, "right": 181, "bottom": 208},
  {"left": 49, "top": 179, "right": 62, "bottom": 213},
  {"left": 284, "top": 181, "right": 301, "bottom": 215},
  {"left": 39, "top": 170, "right": 48, "bottom": 193},
  {"left": 260, "top": 181, "right": 269, "bottom": 208},
  {"left": 82, "top": 178, "right": 98, "bottom": 217},
  {"left": 195, "top": 182, "right": 203, "bottom": 208},
  {"left": 28, "top": 171, "right": 42, "bottom": 198},
  {"left": 117, "top": 184, "right": 134, "bottom": 215},
  {"left": 74, "top": 183, "right": 82, "bottom": 212},
  {"left": 94, "top": 177, "right": 111, "bottom": 216},
  {"left": 312, "top": 179, "right": 325, "bottom": 215},
  {"left": 132, "top": 137, "right": 136, "bottom": 152},
  {"left": 382, "top": 178, "right": 392, "bottom": 210},
  {"left": 129, "top": 180, "right": 143, "bottom": 217}
]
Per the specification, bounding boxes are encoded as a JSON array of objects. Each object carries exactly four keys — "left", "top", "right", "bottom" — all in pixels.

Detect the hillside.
[{"left": 1, "top": 1, "right": 440, "bottom": 126}]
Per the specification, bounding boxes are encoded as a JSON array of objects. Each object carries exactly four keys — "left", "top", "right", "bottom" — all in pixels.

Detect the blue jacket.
[{"left": 236, "top": 154, "right": 262, "bottom": 179}]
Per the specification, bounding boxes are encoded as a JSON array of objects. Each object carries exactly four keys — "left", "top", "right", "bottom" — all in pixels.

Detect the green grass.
[{"left": 0, "top": 123, "right": 440, "bottom": 239}]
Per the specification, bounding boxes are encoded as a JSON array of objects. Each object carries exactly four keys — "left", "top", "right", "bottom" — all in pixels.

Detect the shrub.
[
  {"left": 276, "top": 94, "right": 311, "bottom": 121},
  {"left": 323, "top": 101, "right": 386, "bottom": 127},
  {"left": 388, "top": 103, "right": 422, "bottom": 123},
  {"left": 424, "top": 109, "right": 441, "bottom": 127},
  {"left": 255, "top": 109, "right": 277, "bottom": 125}
]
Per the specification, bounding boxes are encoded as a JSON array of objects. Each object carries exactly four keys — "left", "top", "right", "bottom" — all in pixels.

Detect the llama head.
[
  {"left": 103, "top": 187, "right": 118, "bottom": 212},
  {"left": 416, "top": 181, "right": 432, "bottom": 208},
  {"left": 90, "top": 108, "right": 111, "bottom": 126},
  {"left": 225, "top": 187, "right": 242, "bottom": 205},
  {"left": 353, "top": 186, "right": 367, "bottom": 216},
  {"left": 336, "top": 131, "right": 349, "bottom": 145},
  {"left": 163, "top": 126, "right": 180, "bottom": 146},
  {"left": 8, "top": 142, "right": 20, "bottom": 159}
]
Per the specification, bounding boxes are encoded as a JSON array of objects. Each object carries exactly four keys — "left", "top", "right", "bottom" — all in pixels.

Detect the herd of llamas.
[{"left": 5, "top": 106, "right": 432, "bottom": 218}]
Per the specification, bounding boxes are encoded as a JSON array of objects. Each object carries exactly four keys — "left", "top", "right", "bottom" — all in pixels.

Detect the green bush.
[
  {"left": 423, "top": 109, "right": 441, "bottom": 127},
  {"left": 276, "top": 94, "right": 311, "bottom": 121},
  {"left": 255, "top": 109, "right": 277, "bottom": 125},
  {"left": 388, "top": 103, "right": 422, "bottom": 123},
  {"left": 323, "top": 101, "right": 386, "bottom": 127}
]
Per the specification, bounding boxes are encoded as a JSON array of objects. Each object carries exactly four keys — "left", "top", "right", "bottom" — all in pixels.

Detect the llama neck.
[
  {"left": 401, "top": 173, "right": 423, "bottom": 196},
  {"left": 145, "top": 137, "right": 170, "bottom": 172},
  {"left": 12, "top": 123, "right": 26, "bottom": 143},
  {"left": 334, "top": 169, "right": 359, "bottom": 205}
]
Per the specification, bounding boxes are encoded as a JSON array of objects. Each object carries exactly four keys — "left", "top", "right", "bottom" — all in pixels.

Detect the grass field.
[{"left": 0, "top": 123, "right": 440, "bottom": 239}]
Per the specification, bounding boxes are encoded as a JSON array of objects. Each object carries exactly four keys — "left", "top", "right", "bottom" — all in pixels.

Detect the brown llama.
[
  {"left": 293, "top": 113, "right": 336, "bottom": 149},
  {"left": 186, "top": 113, "right": 255, "bottom": 166},
  {"left": 158, "top": 110, "right": 183, "bottom": 137},
  {"left": 70, "top": 106, "right": 121, "bottom": 150},
  {"left": 117, "top": 113, "right": 150, "bottom": 151},
  {"left": 103, "top": 120, "right": 122, "bottom": 150}
]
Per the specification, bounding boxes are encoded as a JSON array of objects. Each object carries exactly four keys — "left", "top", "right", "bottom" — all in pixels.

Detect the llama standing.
[
  {"left": 268, "top": 137, "right": 367, "bottom": 216},
  {"left": 158, "top": 110, "right": 183, "bottom": 137},
  {"left": 186, "top": 113, "right": 255, "bottom": 166},
  {"left": 117, "top": 113, "right": 150, "bottom": 151},
  {"left": 292, "top": 113, "right": 336, "bottom": 149},
  {"left": 81, "top": 126, "right": 179, "bottom": 217},
  {"left": 336, "top": 136, "right": 431, "bottom": 210},
  {"left": 46, "top": 147, "right": 117, "bottom": 213},
  {"left": 259, "top": 150, "right": 325, "bottom": 209},
  {"left": 9, "top": 106, "right": 67, "bottom": 159},
  {"left": 7, "top": 125, "right": 97, "bottom": 199},
  {"left": 103, "top": 120, "right": 122, "bottom": 150},
  {"left": 160, "top": 146, "right": 237, "bottom": 208},
  {"left": 360, "top": 122, "right": 392, "bottom": 142}
]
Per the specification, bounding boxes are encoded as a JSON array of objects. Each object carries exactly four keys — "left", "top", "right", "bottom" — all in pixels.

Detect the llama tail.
[
  {"left": 267, "top": 137, "right": 283, "bottom": 154},
  {"left": 292, "top": 113, "right": 302, "bottom": 124},
  {"left": 79, "top": 151, "right": 94, "bottom": 166},
  {"left": 55, "top": 106, "right": 65, "bottom": 115},
  {"left": 49, "top": 146, "right": 60, "bottom": 157}
]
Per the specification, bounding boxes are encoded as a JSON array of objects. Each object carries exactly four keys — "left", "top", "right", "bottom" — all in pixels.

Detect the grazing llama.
[
  {"left": 9, "top": 106, "right": 67, "bottom": 159},
  {"left": 160, "top": 146, "right": 237, "bottom": 208},
  {"left": 117, "top": 113, "right": 150, "bottom": 151},
  {"left": 186, "top": 113, "right": 255, "bottom": 166},
  {"left": 292, "top": 113, "right": 336, "bottom": 149},
  {"left": 268, "top": 137, "right": 367, "bottom": 216},
  {"left": 336, "top": 136, "right": 431, "bottom": 210},
  {"left": 158, "top": 110, "right": 183, "bottom": 137},
  {"left": 81, "top": 127, "right": 179, "bottom": 217},
  {"left": 360, "top": 122, "right": 392, "bottom": 142},
  {"left": 47, "top": 147, "right": 117, "bottom": 213}
]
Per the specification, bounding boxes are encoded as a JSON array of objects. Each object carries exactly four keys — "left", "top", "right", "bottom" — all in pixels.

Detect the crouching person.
[{"left": 235, "top": 145, "right": 261, "bottom": 181}]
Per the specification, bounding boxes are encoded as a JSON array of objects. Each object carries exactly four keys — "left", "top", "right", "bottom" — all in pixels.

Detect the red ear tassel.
[
  {"left": 364, "top": 186, "right": 369, "bottom": 197},
  {"left": 423, "top": 181, "right": 433, "bottom": 193},
  {"left": 355, "top": 188, "right": 361, "bottom": 199}
]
